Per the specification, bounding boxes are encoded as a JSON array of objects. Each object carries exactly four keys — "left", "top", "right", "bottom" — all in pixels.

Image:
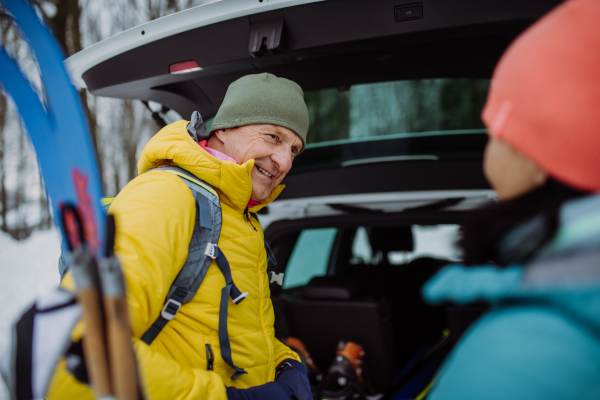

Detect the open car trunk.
[
  {"left": 67, "top": 0, "right": 561, "bottom": 121},
  {"left": 66, "top": 0, "right": 561, "bottom": 202}
]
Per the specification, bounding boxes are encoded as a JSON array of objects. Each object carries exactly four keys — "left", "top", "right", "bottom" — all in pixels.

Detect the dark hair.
[{"left": 458, "top": 178, "right": 588, "bottom": 266}]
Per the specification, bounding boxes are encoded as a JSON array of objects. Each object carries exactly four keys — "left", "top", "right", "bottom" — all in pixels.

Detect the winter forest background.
[{"left": 0, "top": 0, "right": 211, "bottom": 241}]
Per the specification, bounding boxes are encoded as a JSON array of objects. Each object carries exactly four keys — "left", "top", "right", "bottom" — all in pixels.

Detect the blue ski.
[
  {"left": 0, "top": 0, "right": 105, "bottom": 257},
  {"left": 0, "top": 2, "right": 143, "bottom": 399}
]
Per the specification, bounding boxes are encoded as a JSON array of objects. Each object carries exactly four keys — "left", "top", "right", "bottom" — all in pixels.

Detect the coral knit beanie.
[{"left": 482, "top": 0, "right": 600, "bottom": 192}]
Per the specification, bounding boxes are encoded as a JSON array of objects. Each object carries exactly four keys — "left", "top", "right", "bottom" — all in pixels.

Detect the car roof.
[{"left": 66, "top": 0, "right": 562, "bottom": 120}]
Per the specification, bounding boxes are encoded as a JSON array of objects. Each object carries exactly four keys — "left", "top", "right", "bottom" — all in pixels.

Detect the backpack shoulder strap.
[
  {"left": 141, "top": 166, "right": 248, "bottom": 378},
  {"left": 141, "top": 166, "right": 221, "bottom": 344},
  {"left": 158, "top": 166, "right": 220, "bottom": 230},
  {"left": 158, "top": 165, "right": 218, "bottom": 198}
]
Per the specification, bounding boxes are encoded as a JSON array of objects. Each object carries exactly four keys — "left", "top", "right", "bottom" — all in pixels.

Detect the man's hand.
[{"left": 226, "top": 360, "right": 311, "bottom": 400}]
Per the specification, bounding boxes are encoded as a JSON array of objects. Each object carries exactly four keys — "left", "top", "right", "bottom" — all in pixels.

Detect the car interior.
[{"left": 265, "top": 213, "right": 488, "bottom": 396}]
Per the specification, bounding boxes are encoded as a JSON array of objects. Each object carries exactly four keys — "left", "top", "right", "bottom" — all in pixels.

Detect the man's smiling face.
[{"left": 211, "top": 124, "right": 303, "bottom": 202}]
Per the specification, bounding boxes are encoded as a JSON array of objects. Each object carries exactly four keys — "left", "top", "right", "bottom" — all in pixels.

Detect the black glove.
[
  {"left": 226, "top": 359, "right": 312, "bottom": 400},
  {"left": 64, "top": 340, "right": 89, "bottom": 384}
]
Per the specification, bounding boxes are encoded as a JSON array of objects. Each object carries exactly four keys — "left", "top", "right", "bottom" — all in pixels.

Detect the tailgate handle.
[{"left": 249, "top": 17, "right": 286, "bottom": 58}]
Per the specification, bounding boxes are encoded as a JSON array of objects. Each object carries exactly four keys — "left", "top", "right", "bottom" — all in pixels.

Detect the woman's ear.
[
  {"left": 484, "top": 136, "right": 550, "bottom": 201},
  {"left": 530, "top": 161, "right": 548, "bottom": 187}
]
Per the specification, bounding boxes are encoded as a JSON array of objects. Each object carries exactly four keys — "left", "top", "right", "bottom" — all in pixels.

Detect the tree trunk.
[
  {"left": 121, "top": 100, "right": 142, "bottom": 183},
  {"left": 44, "top": 0, "right": 104, "bottom": 187},
  {"left": 14, "top": 128, "right": 28, "bottom": 239},
  {"left": 0, "top": 92, "right": 7, "bottom": 233},
  {"left": 0, "top": 15, "right": 11, "bottom": 232}
]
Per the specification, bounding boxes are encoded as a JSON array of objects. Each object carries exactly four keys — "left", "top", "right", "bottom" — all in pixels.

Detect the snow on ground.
[{"left": 0, "top": 228, "right": 61, "bottom": 400}]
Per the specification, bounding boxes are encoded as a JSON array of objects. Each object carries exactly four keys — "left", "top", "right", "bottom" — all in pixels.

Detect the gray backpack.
[{"left": 59, "top": 166, "right": 253, "bottom": 379}]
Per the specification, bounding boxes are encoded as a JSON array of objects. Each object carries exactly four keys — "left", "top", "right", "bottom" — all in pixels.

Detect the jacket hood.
[
  {"left": 138, "top": 120, "right": 284, "bottom": 212},
  {"left": 423, "top": 194, "right": 600, "bottom": 335}
]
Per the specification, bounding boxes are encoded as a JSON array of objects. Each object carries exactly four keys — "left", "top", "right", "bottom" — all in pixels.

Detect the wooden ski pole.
[
  {"left": 99, "top": 215, "right": 141, "bottom": 400},
  {"left": 65, "top": 205, "right": 116, "bottom": 399},
  {"left": 70, "top": 244, "right": 114, "bottom": 399}
]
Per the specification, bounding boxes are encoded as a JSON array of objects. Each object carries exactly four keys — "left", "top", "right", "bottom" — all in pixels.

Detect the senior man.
[{"left": 48, "top": 73, "right": 311, "bottom": 400}]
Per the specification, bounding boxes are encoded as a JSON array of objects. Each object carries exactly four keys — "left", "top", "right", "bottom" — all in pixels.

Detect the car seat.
[
  {"left": 345, "top": 227, "right": 447, "bottom": 366},
  {"left": 284, "top": 275, "right": 398, "bottom": 394}
]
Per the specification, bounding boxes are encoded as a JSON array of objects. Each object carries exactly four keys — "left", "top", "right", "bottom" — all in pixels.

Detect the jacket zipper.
[
  {"left": 244, "top": 207, "right": 276, "bottom": 378},
  {"left": 205, "top": 344, "right": 214, "bottom": 371},
  {"left": 244, "top": 207, "right": 257, "bottom": 231}
]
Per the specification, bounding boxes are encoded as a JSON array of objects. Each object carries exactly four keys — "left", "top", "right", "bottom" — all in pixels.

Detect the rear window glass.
[
  {"left": 283, "top": 228, "right": 338, "bottom": 289},
  {"left": 305, "top": 78, "right": 489, "bottom": 146},
  {"left": 283, "top": 225, "right": 461, "bottom": 289},
  {"left": 351, "top": 225, "right": 461, "bottom": 265}
]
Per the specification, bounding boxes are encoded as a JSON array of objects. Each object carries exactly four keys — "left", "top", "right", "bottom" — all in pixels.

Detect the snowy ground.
[{"left": 0, "top": 228, "right": 61, "bottom": 400}]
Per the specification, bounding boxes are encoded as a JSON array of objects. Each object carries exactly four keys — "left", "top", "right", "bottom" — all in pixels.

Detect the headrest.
[
  {"left": 302, "top": 276, "right": 358, "bottom": 300},
  {"left": 370, "top": 226, "right": 414, "bottom": 253}
]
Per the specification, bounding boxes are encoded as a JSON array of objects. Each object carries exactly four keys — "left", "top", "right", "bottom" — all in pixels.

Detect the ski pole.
[
  {"left": 99, "top": 215, "right": 141, "bottom": 400},
  {"left": 65, "top": 205, "right": 114, "bottom": 399},
  {"left": 71, "top": 246, "right": 114, "bottom": 398}
]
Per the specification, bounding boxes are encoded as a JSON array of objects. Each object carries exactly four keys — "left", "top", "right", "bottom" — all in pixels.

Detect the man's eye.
[{"left": 269, "top": 134, "right": 277, "bottom": 140}]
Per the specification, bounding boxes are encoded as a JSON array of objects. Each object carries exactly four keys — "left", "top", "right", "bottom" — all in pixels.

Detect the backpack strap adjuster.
[
  {"left": 161, "top": 298, "right": 182, "bottom": 320},
  {"left": 232, "top": 292, "right": 249, "bottom": 304},
  {"left": 204, "top": 243, "right": 217, "bottom": 259}
]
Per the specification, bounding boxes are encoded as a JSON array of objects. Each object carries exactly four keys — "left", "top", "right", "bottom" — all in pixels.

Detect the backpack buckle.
[
  {"left": 204, "top": 243, "right": 217, "bottom": 259},
  {"left": 161, "top": 298, "right": 182, "bottom": 320},
  {"left": 270, "top": 271, "right": 285, "bottom": 286}
]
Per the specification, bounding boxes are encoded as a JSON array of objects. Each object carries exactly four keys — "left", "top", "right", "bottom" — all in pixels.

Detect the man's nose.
[{"left": 271, "top": 147, "right": 293, "bottom": 175}]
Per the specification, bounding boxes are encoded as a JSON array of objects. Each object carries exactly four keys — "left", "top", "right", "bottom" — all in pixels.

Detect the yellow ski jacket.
[{"left": 47, "top": 120, "right": 300, "bottom": 399}]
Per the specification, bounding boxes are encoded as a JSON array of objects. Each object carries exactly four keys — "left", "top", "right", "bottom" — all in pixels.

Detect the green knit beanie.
[{"left": 211, "top": 73, "right": 309, "bottom": 151}]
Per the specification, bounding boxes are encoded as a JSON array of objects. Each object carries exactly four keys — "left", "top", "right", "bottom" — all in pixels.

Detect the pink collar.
[
  {"left": 198, "top": 140, "right": 237, "bottom": 163},
  {"left": 247, "top": 199, "right": 261, "bottom": 208},
  {"left": 198, "top": 140, "right": 261, "bottom": 208}
]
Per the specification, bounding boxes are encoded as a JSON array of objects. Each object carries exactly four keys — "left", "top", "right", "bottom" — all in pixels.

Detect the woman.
[{"left": 423, "top": 0, "right": 600, "bottom": 398}]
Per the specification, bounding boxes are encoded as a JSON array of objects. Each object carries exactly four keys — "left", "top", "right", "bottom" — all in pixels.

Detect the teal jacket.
[{"left": 423, "top": 194, "right": 600, "bottom": 400}]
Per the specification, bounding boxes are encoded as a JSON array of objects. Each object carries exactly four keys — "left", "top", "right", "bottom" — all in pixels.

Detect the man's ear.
[
  {"left": 212, "top": 129, "right": 226, "bottom": 143},
  {"left": 209, "top": 129, "right": 226, "bottom": 148}
]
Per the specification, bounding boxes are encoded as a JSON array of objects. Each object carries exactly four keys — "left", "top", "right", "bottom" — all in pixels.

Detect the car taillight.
[{"left": 169, "top": 60, "right": 202, "bottom": 74}]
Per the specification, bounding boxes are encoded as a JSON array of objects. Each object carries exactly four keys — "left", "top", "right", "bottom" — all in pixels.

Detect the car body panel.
[{"left": 259, "top": 189, "right": 495, "bottom": 230}]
